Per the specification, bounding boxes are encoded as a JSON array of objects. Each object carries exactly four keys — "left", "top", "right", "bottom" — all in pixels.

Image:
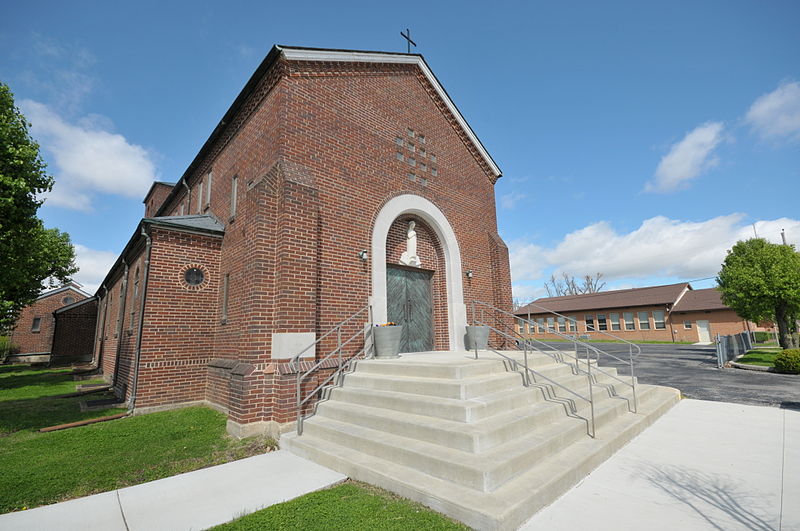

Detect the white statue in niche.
[{"left": 399, "top": 220, "right": 422, "bottom": 267}]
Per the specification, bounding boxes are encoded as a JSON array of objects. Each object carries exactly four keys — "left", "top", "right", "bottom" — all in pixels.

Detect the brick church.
[{"left": 90, "top": 45, "right": 512, "bottom": 437}]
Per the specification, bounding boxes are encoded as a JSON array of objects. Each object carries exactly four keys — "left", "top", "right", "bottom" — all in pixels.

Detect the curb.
[{"left": 730, "top": 361, "right": 773, "bottom": 372}]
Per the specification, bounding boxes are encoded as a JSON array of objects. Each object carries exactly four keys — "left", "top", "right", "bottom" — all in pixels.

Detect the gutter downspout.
[
  {"left": 128, "top": 226, "right": 153, "bottom": 413},
  {"left": 95, "top": 285, "right": 109, "bottom": 369},
  {"left": 111, "top": 261, "right": 129, "bottom": 392}
]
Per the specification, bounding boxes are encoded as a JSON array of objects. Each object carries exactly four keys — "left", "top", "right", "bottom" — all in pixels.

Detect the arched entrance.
[{"left": 370, "top": 194, "right": 467, "bottom": 351}]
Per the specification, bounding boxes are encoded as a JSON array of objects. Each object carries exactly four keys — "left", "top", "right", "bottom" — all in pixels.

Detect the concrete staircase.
[{"left": 285, "top": 350, "right": 680, "bottom": 530}]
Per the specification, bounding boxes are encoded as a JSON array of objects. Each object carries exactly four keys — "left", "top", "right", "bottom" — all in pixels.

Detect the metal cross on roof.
[{"left": 400, "top": 28, "right": 417, "bottom": 54}]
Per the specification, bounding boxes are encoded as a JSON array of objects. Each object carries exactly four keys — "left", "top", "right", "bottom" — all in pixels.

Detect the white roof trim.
[
  {"left": 278, "top": 47, "right": 501, "bottom": 177},
  {"left": 36, "top": 285, "right": 91, "bottom": 300}
]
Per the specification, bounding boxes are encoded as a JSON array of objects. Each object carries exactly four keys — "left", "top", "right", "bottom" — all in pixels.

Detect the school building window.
[
  {"left": 597, "top": 314, "right": 607, "bottom": 331},
  {"left": 653, "top": 310, "right": 666, "bottom": 329},
  {"left": 610, "top": 313, "right": 621, "bottom": 331},
  {"left": 638, "top": 311, "right": 651, "bottom": 330},
  {"left": 585, "top": 315, "right": 595, "bottom": 331},
  {"left": 624, "top": 312, "right": 635, "bottom": 330}
]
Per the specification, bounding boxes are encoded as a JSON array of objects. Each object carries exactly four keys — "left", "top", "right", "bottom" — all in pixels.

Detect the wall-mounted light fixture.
[
  {"left": 465, "top": 269, "right": 474, "bottom": 278},
  {"left": 359, "top": 250, "right": 369, "bottom": 262}
]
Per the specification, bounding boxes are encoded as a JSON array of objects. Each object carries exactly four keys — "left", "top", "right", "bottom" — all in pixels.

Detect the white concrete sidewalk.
[
  {"left": 521, "top": 399, "right": 799, "bottom": 531},
  {"left": 0, "top": 450, "right": 346, "bottom": 531}
]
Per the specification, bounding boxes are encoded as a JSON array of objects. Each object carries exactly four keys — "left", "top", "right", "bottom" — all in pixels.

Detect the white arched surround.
[{"left": 371, "top": 194, "right": 467, "bottom": 351}]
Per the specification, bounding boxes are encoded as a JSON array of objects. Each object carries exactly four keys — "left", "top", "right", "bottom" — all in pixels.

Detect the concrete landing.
[
  {"left": 522, "top": 399, "right": 799, "bottom": 530},
  {"left": 286, "top": 349, "right": 680, "bottom": 530}
]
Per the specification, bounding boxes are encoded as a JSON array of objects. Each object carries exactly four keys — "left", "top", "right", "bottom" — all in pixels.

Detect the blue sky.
[{"left": 2, "top": 1, "right": 799, "bottom": 297}]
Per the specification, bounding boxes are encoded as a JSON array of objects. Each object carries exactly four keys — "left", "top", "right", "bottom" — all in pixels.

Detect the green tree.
[
  {"left": 0, "top": 82, "right": 77, "bottom": 330},
  {"left": 717, "top": 238, "right": 800, "bottom": 349}
]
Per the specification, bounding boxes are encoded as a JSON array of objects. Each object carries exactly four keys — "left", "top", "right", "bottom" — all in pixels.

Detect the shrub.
[
  {"left": 774, "top": 349, "right": 800, "bottom": 374},
  {"left": 753, "top": 331, "right": 773, "bottom": 343}
]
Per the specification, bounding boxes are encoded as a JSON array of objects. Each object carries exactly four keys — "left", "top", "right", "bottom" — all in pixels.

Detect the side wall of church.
[
  {"left": 9, "top": 289, "right": 87, "bottom": 355},
  {"left": 133, "top": 227, "right": 222, "bottom": 409}
]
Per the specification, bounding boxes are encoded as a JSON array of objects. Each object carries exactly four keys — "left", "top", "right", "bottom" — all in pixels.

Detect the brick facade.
[
  {"left": 9, "top": 285, "right": 89, "bottom": 355},
  {"left": 51, "top": 298, "right": 98, "bottom": 364},
  {"left": 90, "top": 46, "right": 512, "bottom": 436}
]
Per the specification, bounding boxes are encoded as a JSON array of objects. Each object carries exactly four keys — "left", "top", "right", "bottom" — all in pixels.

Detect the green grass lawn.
[
  {"left": 0, "top": 365, "right": 273, "bottom": 513},
  {"left": 736, "top": 349, "right": 779, "bottom": 367},
  {"left": 214, "top": 482, "right": 469, "bottom": 531}
]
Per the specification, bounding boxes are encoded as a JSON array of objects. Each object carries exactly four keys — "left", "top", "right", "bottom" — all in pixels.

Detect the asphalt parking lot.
[{"left": 540, "top": 341, "right": 800, "bottom": 409}]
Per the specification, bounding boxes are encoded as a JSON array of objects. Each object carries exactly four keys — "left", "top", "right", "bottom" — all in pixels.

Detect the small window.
[
  {"left": 408, "top": 172, "right": 416, "bottom": 182},
  {"left": 62, "top": 296, "right": 75, "bottom": 305},
  {"left": 585, "top": 315, "right": 595, "bottom": 331},
  {"left": 230, "top": 176, "right": 238, "bottom": 218},
  {"left": 557, "top": 316, "right": 566, "bottom": 332},
  {"left": 653, "top": 310, "right": 666, "bottom": 330},
  {"left": 610, "top": 313, "right": 621, "bottom": 331},
  {"left": 184, "top": 267, "right": 205, "bottom": 286},
  {"left": 420, "top": 177, "right": 428, "bottom": 186},
  {"left": 624, "top": 312, "right": 635, "bottom": 330},
  {"left": 395, "top": 136, "right": 403, "bottom": 146},
  {"left": 597, "top": 314, "right": 607, "bottom": 331},
  {"left": 420, "top": 163, "right": 427, "bottom": 172},
  {"left": 206, "top": 171, "right": 213, "bottom": 206},
  {"left": 431, "top": 167, "right": 438, "bottom": 176},
  {"left": 638, "top": 311, "right": 651, "bottom": 330},
  {"left": 418, "top": 134, "right": 426, "bottom": 144},
  {"left": 536, "top": 318, "right": 545, "bottom": 334},
  {"left": 408, "top": 158, "right": 416, "bottom": 167},
  {"left": 684, "top": 321, "right": 692, "bottom": 329},
  {"left": 407, "top": 128, "right": 415, "bottom": 138},
  {"left": 196, "top": 181, "right": 203, "bottom": 213},
  {"left": 408, "top": 143, "right": 415, "bottom": 153},
  {"left": 221, "top": 273, "right": 230, "bottom": 322},
  {"left": 419, "top": 148, "right": 426, "bottom": 158},
  {"left": 396, "top": 152, "right": 404, "bottom": 161},
  {"left": 430, "top": 154, "right": 437, "bottom": 163},
  {"left": 567, "top": 317, "right": 577, "bottom": 332},
  {"left": 31, "top": 317, "right": 42, "bottom": 332},
  {"left": 546, "top": 317, "right": 555, "bottom": 332}
]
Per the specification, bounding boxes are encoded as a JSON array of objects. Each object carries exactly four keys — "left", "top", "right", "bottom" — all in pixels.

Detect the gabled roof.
[
  {"left": 155, "top": 44, "right": 502, "bottom": 217},
  {"left": 143, "top": 181, "right": 176, "bottom": 204},
  {"left": 516, "top": 283, "right": 691, "bottom": 315},
  {"left": 36, "top": 283, "right": 91, "bottom": 301},
  {"left": 277, "top": 46, "right": 501, "bottom": 178},
  {"left": 672, "top": 288, "right": 729, "bottom": 312}
]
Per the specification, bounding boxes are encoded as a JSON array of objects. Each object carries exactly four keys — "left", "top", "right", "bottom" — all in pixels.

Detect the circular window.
[
  {"left": 184, "top": 267, "right": 205, "bottom": 286},
  {"left": 62, "top": 296, "right": 75, "bottom": 305}
]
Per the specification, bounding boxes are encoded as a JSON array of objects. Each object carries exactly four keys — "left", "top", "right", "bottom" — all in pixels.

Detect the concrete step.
[
  {"left": 305, "top": 382, "right": 661, "bottom": 491},
  {"left": 286, "top": 384, "right": 680, "bottom": 531},
  {"left": 354, "top": 357, "right": 504, "bottom": 379},
  {"left": 340, "top": 370, "right": 525, "bottom": 399}
]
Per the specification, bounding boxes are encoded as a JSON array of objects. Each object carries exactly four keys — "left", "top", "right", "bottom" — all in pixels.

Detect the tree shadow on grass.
[
  {"left": 0, "top": 367, "right": 73, "bottom": 394},
  {"left": 0, "top": 392, "right": 120, "bottom": 435},
  {"left": 640, "top": 464, "right": 777, "bottom": 531}
]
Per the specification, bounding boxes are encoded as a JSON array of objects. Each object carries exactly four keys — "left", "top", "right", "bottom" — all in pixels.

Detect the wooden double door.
[{"left": 387, "top": 265, "right": 434, "bottom": 353}]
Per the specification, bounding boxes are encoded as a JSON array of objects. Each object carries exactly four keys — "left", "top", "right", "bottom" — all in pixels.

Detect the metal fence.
[{"left": 715, "top": 332, "right": 753, "bottom": 368}]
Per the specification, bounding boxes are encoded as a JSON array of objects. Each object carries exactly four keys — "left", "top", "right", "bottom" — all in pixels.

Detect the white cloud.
[
  {"left": 73, "top": 244, "right": 118, "bottom": 294},
  {"left": 646, "top": 122, "right": 724, "bottom": 193},
  {"left": 509, "top": 215, "right": 800, "bottom": 299},
  {"left": 21, "top": 100, "right": 157, "bottom": 211},
  {"left": 509, "top": 240, "right": 547, "bottom": 282},
  {"left": 499, "top": 192, "right": 527, "bottom": 210},
  {"left": 745, "top": 81, "right": 800, "bottom": 141}
]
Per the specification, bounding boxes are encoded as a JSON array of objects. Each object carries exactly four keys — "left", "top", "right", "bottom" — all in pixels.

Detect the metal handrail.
[
  {"left": 291, "top": 304, "right": 374, "bottom": 435},
  {"left": 472, "top": 301, "right": 637, "bottom": 412},
  {"left": 521, "top": 301, "right": 642, "bottom": 365},
  {"left": 500, "top": 302, "right": 639, "bottom": 413},
  {"left": 472, "top": 314, "right": 596, "bottom": 438}
]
